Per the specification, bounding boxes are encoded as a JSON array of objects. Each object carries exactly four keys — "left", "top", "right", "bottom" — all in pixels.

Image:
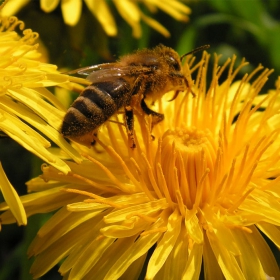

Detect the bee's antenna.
[{"left": 180, "top": 45, "right": 210, "bottom": 62}]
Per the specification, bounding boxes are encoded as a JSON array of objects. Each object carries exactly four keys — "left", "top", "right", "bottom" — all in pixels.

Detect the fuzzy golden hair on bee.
[{"left": 61, "top": 44, "right": 209, "bottom": 148}]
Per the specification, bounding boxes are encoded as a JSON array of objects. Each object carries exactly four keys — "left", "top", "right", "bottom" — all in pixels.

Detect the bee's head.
[
  {"left": 165, "top": 53, "right": 182, "bottom": 72},
  {"left": 165, "top": 53, "right": 187, "bottom": 92},
  {"left": 151, "top": 45, "right": 184, "bottom": 89},
  {"left": 160, "top": 44, "right": 210, "bottom": 99}
]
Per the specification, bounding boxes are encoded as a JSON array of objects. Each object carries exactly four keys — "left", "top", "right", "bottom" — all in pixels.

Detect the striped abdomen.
[{"left": 61, "top": 78, "right": 131, "bottom": 138}]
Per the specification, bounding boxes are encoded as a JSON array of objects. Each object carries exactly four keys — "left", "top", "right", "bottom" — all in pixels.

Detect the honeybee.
[{"left": 61, "top": 44, "right": 209, "bottom": 148}]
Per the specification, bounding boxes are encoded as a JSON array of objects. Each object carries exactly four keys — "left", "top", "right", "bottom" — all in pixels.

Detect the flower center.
[
  {"left": 163, "top": 127, "right": 211, "bottom": 153},
  {"left": 160, "top": 127, "right": 216, "bottom": 208}
]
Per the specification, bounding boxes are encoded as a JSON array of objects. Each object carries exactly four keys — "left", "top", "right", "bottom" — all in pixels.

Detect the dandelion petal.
[
  {"left": 61, "top": 0, "right": 82, "bottom": 26},
  {"left": 0, "top": 162, "right": 27, "bottom": 226}
]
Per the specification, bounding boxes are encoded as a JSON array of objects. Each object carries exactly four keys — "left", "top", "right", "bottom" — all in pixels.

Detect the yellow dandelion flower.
[
  {"left": 0, "top": 16, "right": 91, "bottom": 174},
  {"left": 1, "top": 50, "right": 280, "bottom": 279},
  {"left": 1, "top": 0, "right": 191, "bottom": 37},
  {"left": 0, "top": 162, "right": 26, "bottom": 226}
]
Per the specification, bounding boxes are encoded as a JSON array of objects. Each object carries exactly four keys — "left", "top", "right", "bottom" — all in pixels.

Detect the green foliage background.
[{"left": 0, "top": 0, "right": 279, "bottom": 279}]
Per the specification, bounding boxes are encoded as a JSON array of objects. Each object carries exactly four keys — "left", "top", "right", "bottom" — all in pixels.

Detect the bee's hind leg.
[
  {"left": 124, "top": 106, "right": 136, "bottom": 149},
  {"left": 91, "top": 131, "right": 98, "bottom": 146},
  {"left": 91, "top": 131, "right": 104, "bottom": 153}
]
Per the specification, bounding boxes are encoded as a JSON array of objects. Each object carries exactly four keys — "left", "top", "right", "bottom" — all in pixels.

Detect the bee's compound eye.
[{"left": 167, "top": 56, "right": 181, "bottom": 71}]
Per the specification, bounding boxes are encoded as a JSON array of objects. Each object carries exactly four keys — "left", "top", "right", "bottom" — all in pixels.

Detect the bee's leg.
[
  {"left": 123, "top": 75, "right": 146, "bottom": 149},
  {"left": 91, "top": 131, "right": 98, "bottom": 146},
  {"left": 124, "top": 105, "right": 136, "bottom": 149},
  {"left": 140, "top": 98, "right": 164, "bottom": 126},
  {"left": 91, "top": 131, "right": 104, "bottom": 153},
  {"left": 131, "top": 76, "right": 145, "bottom": 96}
]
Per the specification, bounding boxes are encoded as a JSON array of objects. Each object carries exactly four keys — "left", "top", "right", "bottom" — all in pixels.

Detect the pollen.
[
  {"left": 162, "top": 126, "right": 214, "bottom": 154},
  {"left": 159, "top": 126, "right": 216, "bottom": 209}
]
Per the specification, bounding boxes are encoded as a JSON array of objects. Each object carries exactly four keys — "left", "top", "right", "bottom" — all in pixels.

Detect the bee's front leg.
[{"left": 124, "top": 105, "right": 136, "bottom": 149}]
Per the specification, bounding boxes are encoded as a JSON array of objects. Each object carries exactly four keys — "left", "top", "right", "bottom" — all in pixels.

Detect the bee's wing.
[
  {"left": 66, "top": 63, "right": 153, "bottom": 83},
  {"left": 87, "top": 66, "right": 154, "bottom": 83},
  {"left": 86, "top": 67, "right": 136, "bottom": 82},
  {"left": 66, "top": 63, "right": 114, "bottom": 76}
]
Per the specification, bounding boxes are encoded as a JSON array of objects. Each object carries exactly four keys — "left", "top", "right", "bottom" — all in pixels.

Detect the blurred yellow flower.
[
  {"left": 0, "top": 16, "right": 91, "bottom": 174},
  {"left": 0, "top": 162, "right": 26, "bottom": 226},
  {"left": 1, "top": 49, "right": 280, "bottom": 279},
  {"left": 0, "top": 15, "right": 91, "bottom": 225},
  {"left": 1, "top": 0, "right": 191, "bottom": 38}
]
